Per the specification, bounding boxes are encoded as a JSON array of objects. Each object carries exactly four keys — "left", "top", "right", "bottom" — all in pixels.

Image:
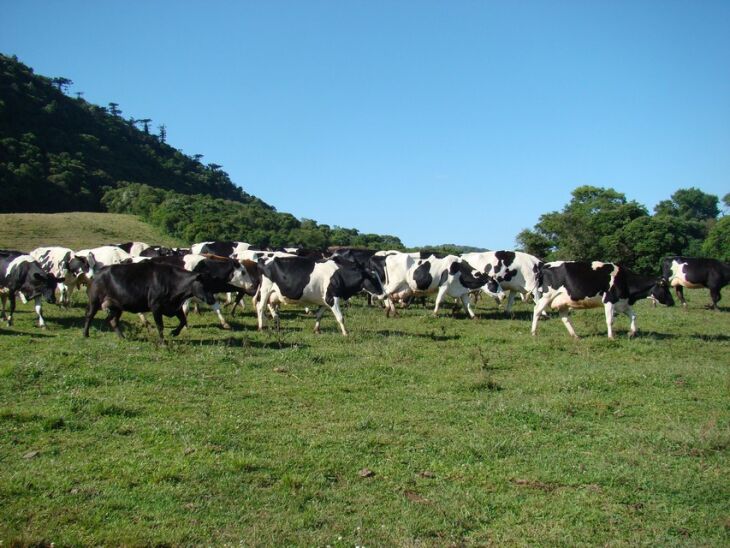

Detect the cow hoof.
[
  {"left": 572, "top": 335, "right": 581, "bottom": 340},
  {"left": 39, "top": 324, "right": 47, "bottom": 330},
  {"left": 221, "top": 323, "right": 231, "bottom": 330},
  {"left": 628, "top": 331, "right": 637, "bottom": 339}
]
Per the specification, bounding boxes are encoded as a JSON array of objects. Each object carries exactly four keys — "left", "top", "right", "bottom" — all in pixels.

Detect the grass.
[
  {"left": 1, "top": 289, "right": 728, "bottom": 545},
  {"left": 0, "top": 212, "right": 184, "bottom": 251}
]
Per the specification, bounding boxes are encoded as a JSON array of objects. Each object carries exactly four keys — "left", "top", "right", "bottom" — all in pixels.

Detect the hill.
[
  {"left": 0, "top": 212, "right": 184, "bottom": 251},
  {"left": 0, "top": 54, "right": 404, "bottom": 250}
]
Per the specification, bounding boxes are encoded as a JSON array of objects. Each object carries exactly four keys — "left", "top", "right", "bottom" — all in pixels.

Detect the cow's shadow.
[
  {"left": 0, "top": 328, "right": 54, "bottom": 338},
  {"left": 175, "top": 337, "right": 309, "bottom": 350},
  {"left": 374, "top": 329, "right": 460, "bottom": 341}
]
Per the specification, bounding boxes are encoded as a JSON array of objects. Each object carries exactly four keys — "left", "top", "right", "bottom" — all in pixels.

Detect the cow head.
[
  {"left": 651, "top": 278, "right": 674, "bottom": 306},
  {"left": 24, "top": 270, "right": 58, "bottom": 304},
  {"left": 361, "top": 267, "right": 386, "bottom": 298}
]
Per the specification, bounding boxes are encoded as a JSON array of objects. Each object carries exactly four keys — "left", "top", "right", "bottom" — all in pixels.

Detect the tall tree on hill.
[
  {"left": 107, "top": 102, "right": 121, "bottom": 116},
  {"left": 51, "top": 77, "right": 73, "bottom": 92},
  {"left": 158, "top": 124, "right": 167, "bottom": 143}
]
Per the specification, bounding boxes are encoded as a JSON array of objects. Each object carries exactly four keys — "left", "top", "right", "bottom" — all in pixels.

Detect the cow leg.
[
  {"left": 108, "top": 308, "right": 124, "bottom": 339},
  {"left": 708, "top": 285, "right": 721, "bottom": 309},
  {"left": 57, "top": 283, "right": 68, "bottom": 307},
  {"left": 623, "top": 305, "right": 638, "bottom": 338},
  {"left": 6, "top": 292, "right": 16, "bottom": 326},
  {"left": 558, "top": 308, "right": 579, "bottom": 339},
  {"left": 0, "top": 292, "right": 7, "bottom": 321},
  {"left": 230, "top": 290, "right": 245, "bottom": 317},
  {"left": 330, "top": 298, "right": 348, "bottom": 336},
  {"left": 34, "top": 296, "right": 46, "bottom": 328},
  {"left": 313, "top": 306, "right": 325, "bottom": 334},
  {"left": 460, "top": 293, "right": 476, "bottom": 319},
  {"left": 531, "top": 296, "right": 551, "bottom": 335},
  {"left": 83, "top": 301, "right": 100, "bottom": 337},
  {"left": 18, "top": 291, "right": 28, "bottom": 305},
  {"left": 171, "top": 309, "right": 187, "bottom": 337},
  {"left": 675, "top": 286, "right": 687, "bottom": 307},
  {"left": 152, "top": 310, "right": 165, "bottom": 341},
  {"left": 604, "top": 302, "right": 615, "bottom": 339},
  {"left": 212, "top": 301, "right": 231, "bottom": 329},
  {"left": 432, "top": 286, "right": 449, "bottom": 317},
  {"left": 138, "top": 313, "right": 150, "bottom": 329},
  {"left": 256, "top": 284, "right": 274, "bottom": 330},
  {"left": 504, "top": 290, "right": 517, "bottom": 314}
]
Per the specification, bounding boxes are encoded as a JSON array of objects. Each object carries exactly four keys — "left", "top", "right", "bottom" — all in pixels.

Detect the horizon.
[{"left": 2, "top": 1, "right": 729, "bottom": 248}]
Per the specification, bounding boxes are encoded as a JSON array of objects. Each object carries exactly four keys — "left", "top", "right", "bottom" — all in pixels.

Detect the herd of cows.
[{"left": 0, "top": 240, "right": 728, "bottom": 342}]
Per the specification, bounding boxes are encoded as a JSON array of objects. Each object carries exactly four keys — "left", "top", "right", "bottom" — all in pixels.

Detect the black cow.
[
  {"left": 139, "top": 246, "right": 188, "bottom": 258},
  {"left": 83, "top": 261, "right": 216, "bottom": 341},
  {"left": 0, "top": 250, "right": 59, "bottom": 328},
  {"left": 150, "top": 254, "right": 254, "bottom": 329},
  {"left": 531, "top": 261, "right": 674, "bottom": 339},
  {"left": 257, "top": 256, "right": 385, "bottom": 335},
  {"left": 662, "top": 256, "right": 730, "bottom": 309}
]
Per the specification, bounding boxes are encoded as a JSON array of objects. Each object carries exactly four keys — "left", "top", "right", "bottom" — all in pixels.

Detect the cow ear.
[
  {"left": 61, "top": 251, "right": 72, "bottom": 265},
  {"left": 87, "top": 253, "right": 97, "bottom": 269}
]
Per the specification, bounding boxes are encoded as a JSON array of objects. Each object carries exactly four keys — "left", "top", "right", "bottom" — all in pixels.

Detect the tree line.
[{"left": 517, "top": 186, "right": 729, "bottom": 274}]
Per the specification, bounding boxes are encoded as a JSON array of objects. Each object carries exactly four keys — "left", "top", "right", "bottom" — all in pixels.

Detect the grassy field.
[
  {"left": 1, "top": 287, "right": 728, "bottom": 545},
  {"left": 0, "top": 212, "right": 184, "bottom": 251}
]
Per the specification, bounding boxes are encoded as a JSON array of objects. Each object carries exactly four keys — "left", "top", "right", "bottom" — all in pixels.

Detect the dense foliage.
[
  {"left": 0, "top": 54, "right": 264, "bottom": 212},
  {"left": 517, "top": 186, "right": 727, "bottom": 273},
  {"left": 102, "top": 183, "right": 404, "bottom": 249}
]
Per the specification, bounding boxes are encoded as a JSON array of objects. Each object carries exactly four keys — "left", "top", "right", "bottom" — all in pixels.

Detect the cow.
[
  {"left": 256, "top": 256, "right": 385, "bottom": 335},
  {"left": 150, "top": 254, "right": 255, "bottom": 329},
  {"left": 662, "top": 256, "right": 730, "bottom": 309},
  {"left": 330, "top": 248, "right": 388, "bottom": 302},
  {"left": 531, "top": 261, "right": 674, "bottom": 339},
  {"left": 461, "top": 251, "right": 543, "bottom": 313},
  {"left": 0, "top": 250, "right": 59, "bottom": 328},
  {"left": 139, "top": 245, "right": 188, "bottom": 258},
  {"left": 191, "top": 241, "right": 251, "bottom": 259},
  {"left": 30, "top": 246, "right": 92, "bottom": 305},
  {"left": 114, "top": 242, "right": 151, "bottom": 257},
  {"left": 83, "top": 261, "right": 216, "bottom": 341},
  {"left": 407, "top": 255, "right": 503, "bottom": 318},
  {"left": 380, "top": 251, "right": 421, "bottom": 316},
  {"left": 76, "top": 245, "right": 132, "bottom": 275}
]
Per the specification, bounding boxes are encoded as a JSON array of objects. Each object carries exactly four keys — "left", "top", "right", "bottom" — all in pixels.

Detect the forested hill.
[
  {"left": 0, "top": 53, "right": 266, "bottom": 212},
  {"left": 0, "top": 54, "right": 404, "bottom": 249}
]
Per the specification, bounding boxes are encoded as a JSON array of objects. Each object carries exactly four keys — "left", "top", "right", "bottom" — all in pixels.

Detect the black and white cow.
[
  {"left": 0, "top": 250, "right": 59, "bottom": 328},
  {"left": 330, "top": 248, "right": 388, "bottom": 302},
  {"left": 461, "top": 251, "right": 543, "bottom": 313},
  {"left": 256, "top": 256, "right": 385, "bottom": 335},
  {"left": 150, "top": 254, "right": 254, "bottom": 329},
  {"left": 114, "top": 242, "right": 151, "bottom": 257},
  {"left": 406, "top": 255, "right": 502, "bottom": 318},
  {"left": 30, "top": 246, "right": 92, "bottom": 305},
  {"left": 662, "top": 256, "right": 730, "bottom": 309},
  {"left": 191, "top": 241, "right": 251, "bottom": 259},
  {"left": 380, "top": 251, "right": 421, "bottom": 316},
  {"left": 76, "top": 245, "right": 132, "bottom": 274},
  {"left": 83, "top": 261, "right": 216, "bottom": 341},
  {"left": 139, "top": 245, "right": 188, "bottom": 258},
  {"left": 531, "top": 261, "right": 674, "bottom": 339}
]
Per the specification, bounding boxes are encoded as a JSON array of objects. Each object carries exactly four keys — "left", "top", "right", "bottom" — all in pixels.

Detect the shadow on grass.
[
  {"left": 175, "top": 337, "right": 309, "bottom": 350},
  {"left": 374, "top": 329, "right": 461, "bottom": 341},
  {"left": 0, "top": 328, "right": 54, "bottom": 338},
  {"left": 476, "top": 310, "right": 536, "bottom": 321}
]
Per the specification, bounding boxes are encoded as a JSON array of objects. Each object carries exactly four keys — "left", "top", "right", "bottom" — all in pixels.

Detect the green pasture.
[{"left": 1, "top": 291, "right": 728, "bottom": 545}]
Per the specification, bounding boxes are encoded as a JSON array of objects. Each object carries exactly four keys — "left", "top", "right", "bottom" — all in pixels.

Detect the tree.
[
  {"left": 701, "top": 216, "right": 730, "bottom": 261},
  {"left": 51, "top": 77, "right": 73, "bottom": 92},
  {"left": 654, "top": 187, "right": 719, "bottom": 221},
  {"left": 518, "top": 186, "right": 647, "bottom": 261},
  {"left": 138, "top": 118, "right": 152, "bottom": 134},
  {"left": 108, "top": 102, "right": 121, "bottom": 116},
  {"left": 158, "top": 124, "right": 167, "bottom": 143}
]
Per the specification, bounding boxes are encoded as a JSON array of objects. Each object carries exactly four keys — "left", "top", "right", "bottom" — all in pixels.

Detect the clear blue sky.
[{"left": 2, "top": 1, "right": 729, "bottom": 249}]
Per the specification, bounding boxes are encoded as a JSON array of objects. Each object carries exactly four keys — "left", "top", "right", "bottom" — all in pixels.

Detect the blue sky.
[{"left": 2, "top": 1, "right": 729, "bottom": 249}]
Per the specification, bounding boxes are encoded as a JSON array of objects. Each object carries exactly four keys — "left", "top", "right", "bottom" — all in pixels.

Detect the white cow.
[{"left": 76, "top": 246, "right": 132, "bottom": 276}]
